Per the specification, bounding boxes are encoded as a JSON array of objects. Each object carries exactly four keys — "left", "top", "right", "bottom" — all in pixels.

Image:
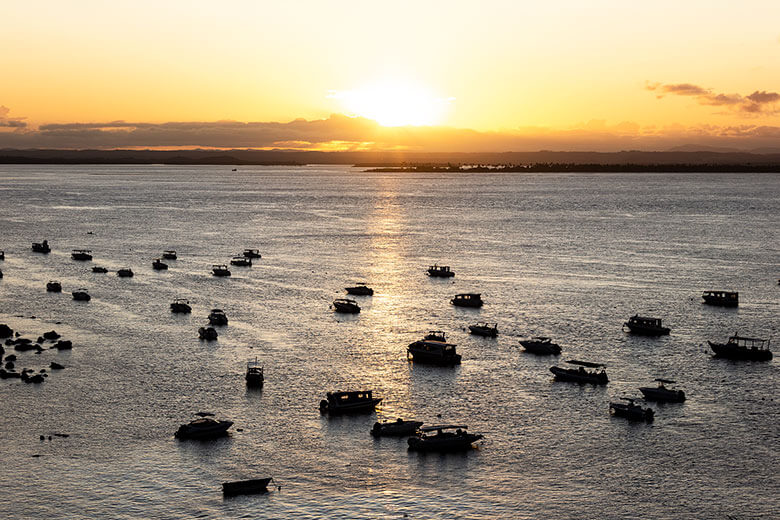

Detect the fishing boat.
[
  {"left": 610, "top": 398, "right": 654, "bottom": 422},
  {"left": 427, "top": 264, "right": 454, "bottom": 277},
  {"left": 117, "top": 268, "right": 134, "bottom": 278},
  {"left": 170, "top": 298, "right": 192, "bottom": 313},
  {"left": 198, "top": 327, "right": 218, "bottom": 341},
  {"left": 152, "top": 258, "right": 168, "bottom": 270},
  {"left": 245, "top": 358, "right": 264, "bottom": 387},
  {"left": 370, "top": 418, "right": 424, "bottom": 437},
  {"left": 31, "top": 240, "right": 51, "bottom": 254},
  {"left": 623, "top": 315, "right": 670, "bottom": 336},
  {"left": 71, "top": 249, "right": 92, "bottom": 261},
  {"left": 230, "top": 256, "right": 252, "bottom": 267},
  {"left": 208, "top": 309, "right": 228, "bottom": 325},
  {"left": 212, "top": 264, "right": 231, "bottom": 277},
  {"left": 345, "top": 283, "right": 374, "bottom": 296},
  {"left": 407, "top": 425, "right": 483, "bottom": 452},
  {"left": 222, "top": 478, "right": 272, "bottom": 496},
  {"left": 46, "top": 281, "right": 62, "bottom": 292},
  {"left": 243, "top": 249, "right": 262, "bottom": 259},
  {"left": 92, "top": 266, "right": 108, "bottom": 273},
  {"left": 71, "top": 289, "right": 90, "bottom": 301},
  {"left": 174, "top": 417, "right": 233, "bottom": 440},
  {"left": 708, "top": 334, "right": 772, "bottom": 361},
  {"left": 451, "top": 293, "right": 483, "bottom": 308},
  {"left": 519, "top": 337, "right": 561, "bottom": 355},
  {"left": 332, "top": 298, "right": 360, "bottom": 313},
  {"left": 162, "top": 250, "right": 177, "bottom": 260},
  {"left": 469, "top": 322, "right": 498, "bottom": 337},
  {"left": 550, "top": 360, "right": 608, "bottom": 384},
  {"left": 319, "top": 390, "right": 381, "bottom": 414},
  {"left": 423, "top": 330, "right": 447, "bottom": 342},
  {"left": 639, "top": 379, "right": 686, "bottom": 402},
  {"left": 701, "top": 290, "right": 738, "bottom": 307},
  {"left": 407, "top": 339, "right": 461, "bottom": 365}
]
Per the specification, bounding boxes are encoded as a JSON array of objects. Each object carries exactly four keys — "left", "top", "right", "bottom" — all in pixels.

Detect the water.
[{"left": 0, "top": 165, "right": 778, "bottom": 519}]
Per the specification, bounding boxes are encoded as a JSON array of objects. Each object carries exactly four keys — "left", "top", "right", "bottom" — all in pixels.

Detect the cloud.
[
  {"left": 0, "top": 105, "right": 27, "bottom": 128},
  {"left": 648, "top": 82, "right": 780, "bottom": 114}
]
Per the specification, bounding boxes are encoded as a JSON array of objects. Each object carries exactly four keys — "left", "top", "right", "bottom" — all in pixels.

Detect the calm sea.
[{"left": 0, "top": 165, "right": 778, "bottom": 519}]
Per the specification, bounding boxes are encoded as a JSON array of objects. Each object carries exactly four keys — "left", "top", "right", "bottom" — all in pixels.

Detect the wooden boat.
[
  {"left": 199, "top": 327, "right": 218, "bottom": 341},
  {"left": 245, "top": 358, "right": 264, "bottom": 387},
  {"left": 222, "top": 478, "right": 272, "bottom": 496},
  {"left": 162, "top": 250, "right": 177, "bottom": 260},
  {"left": 451, "top": 293, "right": 483, "bottom": 308},
  {"left": 702, "top": 290, "right": 738, "bottom": 307},
  {"left": 117, "top": 268, "right": 134, "bottom": 278},
  {"left": 550, "top": 360, "right": 608, "bottom": 384},
  {"left": 208, "top": 309, "right": 228, "bottom": 325},
  {"left": 427, "top": 264, "right": 454, "bottom": 277},
  {"left": 332, "top": 298, "right": 360, "bottom": 313},
  {"left": 174, "top": 417, "right": 233, "bottom": 440},
  {"left": 371, "top": 418, "right": 424, "bottom": 437},
  {"left": 519, "top": 337, "right": 561, "bottom": 355},
  {"left": 423, "top": 330, "right": 447, "bottom": 342},
  {"left": 319, "top": 390, "right": 381, "bottom": 414},
  {"left": 230, "top": 256, "right": 252, "bottom": 266},
  {"left": 469, "top": 322, "right": 498, "bottom": 337},
  {"left": 345, "top": 283, "right": 374, "bottom": 296},
  {"left": 407, "top": 339, "right": 461, "bottom": 365},
  {"left": 71, "top": 249, "right": 93, "bottom": 261},
  {"left": 152, "top": 259, "right": 168, "bottom": 270},
  {"left": 708, "top": 334, "right": 772, "bottom": 361},
  {"left": 623, "top": 315, "right": 670, "bottom": 336},
  {"left": 170, "top": 298, "right": 192, "bottom": 313},
  {"left": 72, "top": 289, "right": 90, "bottom": 301},
  {"left": 610, "top": 398, "right": 654, "bottom": 422},
  {"left": 46, "top": 281, "right": 62, "bottom": 292},
  {"left": 92, "top": 266, "right": 108, "bottom": 273},
  {"left": 639, "top": 379, "right": 686, "bottom": 402},
  {"left": 243, "top": 249, "right": 262, "bottom": 259},
  {"left": 212, "top": 264, "right": 231, "bottom": 277},
  {"left": 407, "top": 425, "right": 483, "bottom": 452},
  {"left": 31, "top": 240, "right": 51, "bottom": 254}
]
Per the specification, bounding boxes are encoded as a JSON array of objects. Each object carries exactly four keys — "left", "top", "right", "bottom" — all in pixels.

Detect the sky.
[{"left": 2, "top": 0, "right": 780, "bottom": 151}]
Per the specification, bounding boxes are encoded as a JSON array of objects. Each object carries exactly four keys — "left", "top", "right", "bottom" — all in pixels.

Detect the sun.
[{"left": 330, "top": 79, "right": 452, "bottom": 127}]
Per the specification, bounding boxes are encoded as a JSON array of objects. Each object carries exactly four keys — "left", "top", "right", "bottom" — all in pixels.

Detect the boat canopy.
[
  {"left": 419, "top": 425, "right": 468, "bottom": 432},
  {"left": 728, "top": 335, "right": 770, "bottom": 348},
  {"left": 566, "top": 360, "right": 605, "bottom": 368},
  {"left": 654, "top": 378, "right": 676, "bottom": 384}
]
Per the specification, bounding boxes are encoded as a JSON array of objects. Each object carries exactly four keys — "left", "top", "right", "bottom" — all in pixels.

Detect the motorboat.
[
  {"left": 212, "top": 264, "right": 231, "bottom": 277},
  {"left": 71, "top": 249, "right": 93, "bottom": 261},
  {"left": 208, "top": 309, "right": 228, "bottom": 325},
  {"left": 92, "top": 266, "right": 108, "bottom": 273},
  {"left": 319, "top": 390, "right": 381, "bottom": 414},
  {"left": 222, "top": 478, "right": 272, "bottom": 496},
  {"left": 117, "top": 268, "right": 134, "bottom": 278},
  {"left": 519, "top": 337, "right": 561, "bottom": 355},
  {"left": 170, "top": 298, "right": 192, "bottom": 313},
  {"left": 469, "top": 322, "right": 498, "bottom": 337},
  {"left": 245, "top": 358, "right": 264, "bottom": 387},
  {"left": 199, "top": 327, "right": 218, "bottom": 341},
  {"left": 451, "top": 293, "right": 483, "bottom": 308},
  {"left": 702, "top": 290, "right": 738, "bottom": 307},
  {"left": 639, "top": 379, "right": 686, "bottom": 402},
  {"left": 550, "top": 360, "right": 608, "bottom": 384},
  {"left": 407, "top": 425, "right": 483, "bottom": 452},
  {"left": 72, "top": 289, "right": 91, "bottom": 301},
  {"left": 623, "top": 315, "right": 670, "bottom": 336},
  {"left": 708, "top": 334, "right": 772, "bottom": 361},
  {"left": 162, "top": 250, "right": 177, "bottom": 260},
  {"left": 407, "top": 339, "right": 461, "bottom": 365},
  {"left": 174, "top": 417, "right": 233, "bottom": 440},
  {"left": 332, "top": 298, "right": 360, "bottom": 313},
  {"left": 152, "top": 259, "right": 168, "bottom": 270},
  {"left": 423, "top": 330, "right": 447, "bottom": 342},
  {"left": 46, "top": 281, "right": 62, "bottom": 292},
  {"left": 427, "top": 264, "right": 454, "bottom": 277},
  {"left": 610, "top": 398, "right": 654, "bottom": 422},
  {"left": 243, "top": 249, "right": 262, "bottom": 259},
  {"left": 230, "top": 256, "right": 252, "bottom": 267},
  {"left": 345, "top": 283, "right": 374, "bottom": 296},
  {"left": 370, "top": 418, "right": 424, "bottom": 437},
  {"left": 32, "top": 240, "right": 51, "bottom": 254}
]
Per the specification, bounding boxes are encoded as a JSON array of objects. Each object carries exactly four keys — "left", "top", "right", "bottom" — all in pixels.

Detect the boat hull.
[
  {"left": 407, "top": 348, "right": 461, "bottom": 366},
  {"left": 550, "top": 366, "right": 608, "bottom": 385},
  {"left": 610, "top": 403, "right": 654, "bottom": 422},
  {"left": 175, "top": 420, "right": 233, "bottom": 440},
  {"left": 469, "top": 326, "right": 497, "bottom": 337},
  {"left": 321, "top": 398, "right": 381, "bottom": 415},
  {"left": 709, "top": 342, "right": 772, "bottom": 361},
  {"left": 520, "top": 341, "right": 561, "bottom": 355},
  {"left": 639, "top": 387, "right": 686, "bottom": 402},
  {"left": 702, "top": 296, "right": 738, "bottom": 307},
  {"left": 222, "top": 478, "right": 271, "bottom": 496},
  {"left": 371, "top": 420, "right": 424, "bottom": 437},
  {"left": 624, "top": 324, "right": 670, "bottom": 336},
  {"left": 408, "top": 433, "right": 483, "bottom": 452}
]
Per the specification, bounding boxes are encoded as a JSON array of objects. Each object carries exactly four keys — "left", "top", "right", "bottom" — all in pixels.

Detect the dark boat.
[
  {"left": 371, "top": 418, "right": 424, "bottom": 437},
  {"left": 319, "top": 390, "right": 381, "bottom": 414},
  {"left": 708, "top": 334, "right": 772, "bottom": 361},
  {"left": 162, "top": 250, "right": 177, "bottom": 260},
  {"left": 451, "top": 293, "right": 483, "bottom": 308},
  {"left": 230, "top": 256, "right": 252, "bottom": 267},
  {"left": 174, "top": 417, "right": 233, "bottom": 440},
  {"left": 72, "top": 289, "right": 91, "bottom": 301},
  {"left": 639, "top": 379, "right": 686, "bottom": 402},
  {"left": 550, "top": 360, "right": 608, "bottom": 384},
  {"left": 0, "top": 269, "right": 3, "bottom": 278},
  {"left": 423, "top": 330, "right": 447, "bottom": 342},
  {"left": 345, "top": 283, "right": 374, "bottom": 296},
  {"left": 243, "top": 249, "right": 262, "bottom": 259},
  {"left": 0, "top": 250, "right": 4, "bottom": 260},
  {"left": 623, "top": 315, "right": 670, "bottom": 336},
  {"left": 92, "top": 266, "right": 108, "bottom": 273},
  {"left": 208, "top": 309, "right": 228, "bottom": 326},
  {"left": 32, "top": 240, "right": 51, "bottom": 254},
  {"left": 71, "top": 249, "right": 93, "bottom": 261},
  {"left": 245, "top": 358, "right": 264, "bottom": 387},
  {"left": 199, "top": 327, "right": 218, "bottom": 341},
  {"left": 427, "top": 264, "right": 454, "bottom": 277},
  {"left": 152, "top": 259, "right": 168, "bottom": 270},
  {"left": 222, "top": 478, "right": 272, "bottom": 496},
  {"left": 46, "top": 281, "right": 62, "bottom": 292},
  {"left": 702, "top": 290, "right": 738, "bottom": 307},
  {"left": 117, "top": 268, "right": 134, "bottom": 278},
  {"left": 407, "top": 339, "right": 461, "bottom": 365},
  {"left": 170, "top": 298, "right": 192, "bottom": 313},
  {"left": 212, "top": 264, "right": 231, "bottom": 277},
  {"left": 469, "top": 322, "right": 498, "bottom": 337},
  {"left": 332, "top": 298, "right": 360, "bottom": 313},
  {"left": 519, "top": 337, "right": 561, "bottom": 355},
  {"left": 407, "top": 425, "right": 483, "bottom": 452},
  {"left": 610, "top": 398, "right": 654, "bottom": 422}
]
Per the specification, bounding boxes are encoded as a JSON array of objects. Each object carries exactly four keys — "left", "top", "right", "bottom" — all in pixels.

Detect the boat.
[
  {"left": 370, "top": 418, "right": 424, "bottom": 437},
  {"left": 46, "top": 281, "right": 62, "bottom": 292},
  {"left": 345, "top": 283, "right": 374, "bottom": 296},
  {"left": 174, "top": 417, "right": 233, "bottom": 440},
  {"left": 708, "top": 334, "right": 772, "bottom": 361},
  {"left": 92, "top": 266, "right": 108, "bottom": 273},
  {"left": 469, "top": 322, "right": 498, "bottom": 337},
  {"left": 639, "top": 379, "right": 686, "bottom": 402},
  {"left": 423, "top": 330, "right": 447, "bottom": 342},
  {"left": 319, "top": 390, "right": 381, "bottom": 414},
  {"left": 332, "top": 298, "right": 360, "bottom": 313},
  {"left": 0, "top": 251, "right": 4, "bottom": 260},
  {"left": 407, "top": 425, "right": 483, "bottom": 452},
  {"left": 623, "top": 315, "right": 670, "bottom": 336},
  {"left": 451, "top": 293, "right": 483, "bottom": 308},
  {"left": 427, "top": 264, "right": 454, "bottom": 277},
  {"left": 170, "top": 298, "right": 192, "bottom": 313},
  {"left": 212, "top": 264, "right": 231, "bottom": 277},
  {"left": 117, "top": 268, "right": 134, "bottom": 278},
  {"left": 152, "top": 259, "right": 168, "bottom": 270},
  {"left": 72, "top": 289, "right": 90, "bottom": 301},
  {"left": 208, "top": 309, "right": 228, "bottom": 325},
  {"left": 31, "top": 240, "right": 51, "bottom": 254},
  {"left": 245, "top": 358, "right": 264, "bottom": 387},
  {"left": 610, "top": 398, "right": 655, "bottom": 422},
  {"left": 519, "top": 337, "right": 561, "bottom": 355},
  {"left": 230, "top": 256, "right": 252, "bottom": 267},
  {"left": 199, "top": 327, "right": 218, "bottom": 341},
  {"left": 702, "top": 290, "right": 738, "bottom": 307},
  {"left": 407, "top": 339, "right": 461, "bottom": 365},
  {"left": 550, "top": 360, "right": 608, "bottom": 384},
  {"left": 222, "top": 478, "right": 272, "bottom": 496},
  {"left": 71, "top": 249, "right": 93, "bottom": 261},
  {"left": 162, "top": 250, "right": 177, "bottom": 260},
  {"left": 243, "top": 249, "right": 262, "bottom": 259}
]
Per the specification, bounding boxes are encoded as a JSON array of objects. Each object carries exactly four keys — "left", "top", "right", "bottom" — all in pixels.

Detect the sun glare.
[{"left": 330, "top": 80, "right": 452, "bottom": 127}]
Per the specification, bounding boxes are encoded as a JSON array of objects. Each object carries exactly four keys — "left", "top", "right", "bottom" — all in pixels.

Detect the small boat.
[
  {"left": 92, "top": 266, "right": 108, "bottom": 273},
  {"left": 245, "top": 358, "right": 264, "bottom": 387},
  {"left": 319, "top": 390, "right": 381, "bottom": 414},
  {"left": 199, "top": 327, "right": 218, "bottom": 341},
  {"left": 208, "top": 309, "right": 228, "bottom": 326},
  {"left": 243, "top": 249, "right": 262, "bottom": 259},
  {"left": 32, "top": 240, "right": 51, "bottom": 254},
  {"left": 162, "top": 250, "right": 177, "bottom": 260},
  {"left": 152, "top": 259, "right": 168, "bottom": 270},
  {"left": 371, "top": 418, "right": 424, "bottom": 437},
  {"left": 46, "top": 281, "right": 62, "bottom": 293},
  {"left": 639, "top": 379, "right": 686, "bottom": 402},
  {"left": 610, "top": 398, "right": 654, "bottom": 422},
  {"left": 708, "top": 334, "right": 772, "bottom": 361},
  {"left": 174, "top": 417, "right": 233, "bottom": 440},
  {"left": 550, "top": 360, "right": 608, "bottom": 385},
  {"left": 230, "top": 256, "right": 252, "bottom": 267},
  {"left": 427, "top": 264, "right": 454, "bottom": 278},
  {"left": 117, "top": 268, "right": 134, "bottom": 278},
  {"left": 407, "top": 425, "right": 483, "bottom": 452},
  {"left": 71, "top": 249, "right": 93, "bottom": 261},
  {"left": 702, "top": 290, "right": 738, "bottom": 307},
  {"left": 519, "top": 337, "right": 561, "bottom": 355},
  {"left": 170, "top": 298, "right": 192, "bottom": 313},
  {"left": 212, "top": 264, "right": 231, "bottom": 277},
  {"left": 0, "top": 251, "right": 4, "bottom": 260},
  {"left": 332, "top": 298, "right": 360, "bottom": 313},
  {"left": 407, "top": 339, "right": 461, "bottom": 365},
  {"left": 0, "top": 269, "right": 3, "bottom": 278},
  {"left": 72, "top": 289, "right": 91, "bottom": 301},
  {"left": 345, "top": 283, "right": 374, "bottom": 296},
  {"left": 451, "top": 293, "right": 483, "bottom": 308},
  {"left": 469, "top": 322, "right": 498, "bottom": 337},
  {"left": 423, "top": 330, "right": 447, "bottom": 342},
  {"left": 623, "top": 315, "right": 670, "bottom": 336},
  {"left": 222, "top": 478, "right": 272, "bottom": 496}
]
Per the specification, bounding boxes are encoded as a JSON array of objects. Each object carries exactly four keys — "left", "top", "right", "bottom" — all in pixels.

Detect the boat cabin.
[
  {"left": 328, "top": 390, "right": 374, "bottom": 404},
  {"left": 702, "top": 290, "right": 738, "bottom": 306},
  {"left": 726, "top": 335, "right": 770, "bottom": 350},
  {"left": 627, "top": 315, "right": 662, "bottom": 328},
  {"left": 423, "top": 330, "right": 447, "bottom": 341}
]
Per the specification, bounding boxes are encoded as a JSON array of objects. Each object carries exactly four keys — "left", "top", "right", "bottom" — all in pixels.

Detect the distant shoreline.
[{"left": 363, "top": 164, "right": 780, "bottom": 173}]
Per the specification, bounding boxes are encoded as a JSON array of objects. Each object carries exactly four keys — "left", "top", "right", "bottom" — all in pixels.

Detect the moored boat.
[
  {"left": 152, "top": 258, "right": 168, "bottom": 270},
  {"left": 92, "top": 266, "right": 108, "bottom": 273},
  {"left": 117, "top": 268, "right": 134, "bottom": 278},
  {"left": 199, "top": 326, "right": 218, "bottom": 341},
  {"left": 170, "top": 298, "right": 192, "bottom": 313},
  {"left": 230, "top": 256, "right": 252, "bottom": 267},
  {"left": 319, "top": 390, "right": 381, "bottom": 414},
  {"left": 550, "top": 360, "right": 608, "bottom": 384},
  {"left": 345, "top": 283, "right": 374, "bottom": 296},
  {"left": 245, "top": 358, "right": 264, "bottom": 387},
  {"left": 212, "top": 264, "right": 231, "bottom": 277},
  {"left": 370, "top": 418, "right": 424, "bottom": 437},
  {"left": 519, "top": 337, "right": 561, "bottom": 355},
  {"left": 32, "top": 240, "right": 51, "bottom": 254},
  {"left": 469, "top": 322, "right": 498, "bottom": 337},
  {"left": 427, "top": 264, "right": 454, "bottom": 277},
  {"left": 71, "top": 249, "right": 93, "bottom": 261},
  {"left": 222, "top": 478, "right": 272, "bottom": 496},
  {"left": 407, "top": 339, "right": 461, "bottom": 365},
  {"left": 407, "top": 425, "right": 483, "bottom": 452},
  {"left": 451, "top": 293, "right": 483, "bottom": 308},
  {"left": 0, "top": 250, "right": 4, "bottom": 260},
  {"left": 610, "top": 398, "right": 654, "bottom": 422},
  {"left": 243, "top": 249, "right": 262, "bottom": 259},
  {"left": 639, "top": 379, "right": 686, "bottom": 402},
  {"left": 162, "top": 250, "right": 177, "bottom": 260},
  {"left": 72, "top": 289, "right": 90, "bottom": 301},
  {"left": 708, "top": 334, "right": 772, "bottom": 361},
  {"left": 175, "top": 417, "right": 233, "bottom": 440},
  {"left": 208, "top": 308, "right": 228, "bottom": 325},
  {"left": 332, "top": 298, "right": 360, "bottom": 313},
  {"left": 46, "top": 280, "right": 62, "bottom": 292},
  {"left": 702, "top": 290, "right": 738, "bottom": 307},
  {"left": 623, "top": 315, "right": 670, "bottom": 336}
]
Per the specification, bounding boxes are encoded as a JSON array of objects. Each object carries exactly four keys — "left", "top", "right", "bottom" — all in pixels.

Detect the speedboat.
[
  {"left": 212, "top": 264, "right": 231, "bottom": 277},
  {"left": 319, "top": 390, "right": 381, "bottom": 414},
  {"left": 407, "top": 425, "right": 483, "bottom": 452},
  {"left": 623, "top": 315, "right": 670, "bottom": 336},
  {"left": 519, "top": 337, "right": 561, "bottom": 355},
  {"left": 208, "top": 309, "right": 228, "bottom": 325},
  {"left": 423, "top": 330, "right": 447, "bottom": 342},
  {"left": 162, "top": 250, "right": 177, "bottom": 260},
  {"left": 469, "top": 322, "right": 498, "bottom": 337},
  {"left": 230, "top": 256, "right": 252, "bottom": 267},
  {"left": 370, "top": 418, "right": 424, "bottom": 437},
  {"left": 708, "top": 334, "right": 772, "bottom": 361},
  {"left": 46, "top": 281, "right": 62, "bottom": 293},
  {"left": 72, "top": 289, "right": 91, "bottom": 301},
  {"left": 32, "top": 240, "right": 51, "bottom": 254},
  {"left": 407, "top": 339, "right": 461, "bottom": 365},
  {"left": 174, "top": 417, "right": 233, "bottom": 440},
  {"left": 245, "top": 358, "right": 264, "bottom": 387},
  {"left": 170, "top": 298, "right": 192, "bottom": 313},
  {"left": 345, "top": 283, "right": 374, "bottom": 296},
  {"left": 71, "top": 249, "right": 93, "bottom": 261},
  {"left": 701, "top": 290, "right": 738, "bottom": 307},
  {"left": 117, "top": 268, "right": 134, "bottom": 278},
  {"left": 198, "top": 327, "right": 218, "bottom": 341},
  {"left": 332, "top": 298, "right": 360, "bottom": 313},
  {"left": 451, "top": 293, "right": 483, "bottom": 308},
  {"left": 550, "top": 360, "right": 608, "bottom": 384},
  {"left": 243, "top": 249, "right": 262, "bottom": 259},
  {"left": 639, "top": 379, "right": 686, "bottom": 402},
  {"left": 92, "top": 266, "right": 108, "bottom": 273},
  {"left": 610, "top": 398, "right": 654, "bottom": 422},
  {"left": 152, "top": 259, "right": 168, "bottom": 270},
  {"left": 427, "top": 264, "right": 454, "bottom": 277},
  {"left": 222, "top": 478, "right": 272, "bottom": 496}
]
